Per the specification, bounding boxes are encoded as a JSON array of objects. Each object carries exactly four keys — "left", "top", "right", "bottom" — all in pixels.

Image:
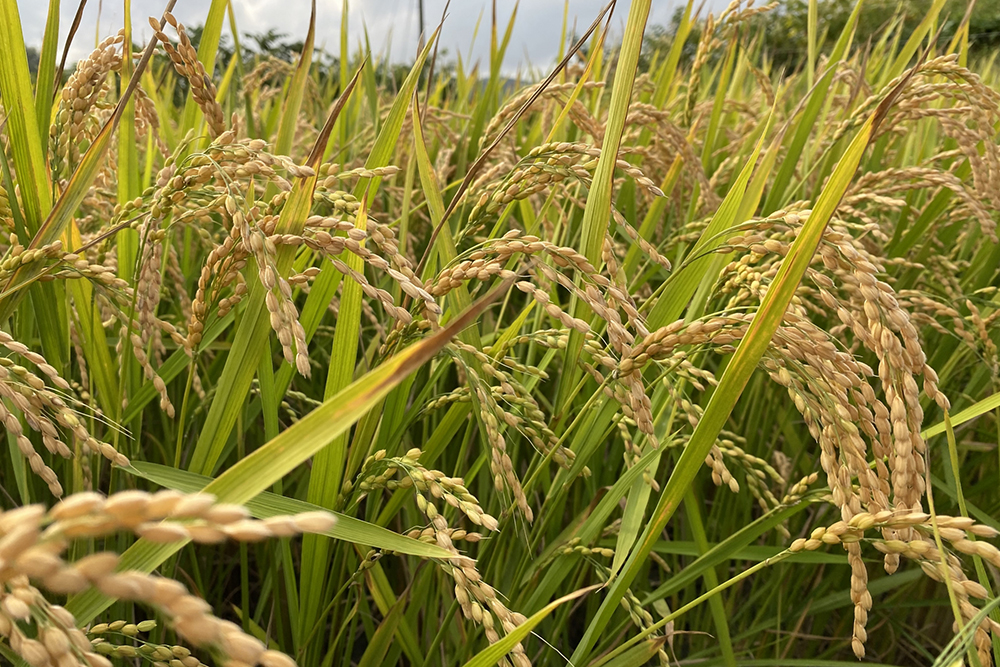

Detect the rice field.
[{"left": 1, "top": 0, "right": 999, "bottom": 665}]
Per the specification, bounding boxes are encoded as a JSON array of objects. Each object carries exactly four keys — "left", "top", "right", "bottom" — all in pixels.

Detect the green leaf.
[
  {"left": 651, "top": 0, "right": 693, "bottom": 109},
  {"left": 460, "top": 585, "right": 600, "bottom": 667},
  {"left": 34, "top": 0, "right": 60, "bottom": 158},
  {"left": 879, "top": 0, "right": 946, "bottom": 86},
  {"left": 578, "top": 0, "right": 650, "bottom": 266},
  {"left": 608, "top": 455, "right": 658, "bottom": 580},
  {"left": 357, "top": 595, "right": 406, "bottom": 667},
  {"left": 598, "top": 640, "right": 668, "bottom": 667},
  {"left": 807, "top": 0, "right": 818, "bottom": 88},
  {"left": 0, "top": 0, "right": 52, "bottom": 230},
  {"left": 701, "top": 40, "right": 737, "bottom": 172},
  {"left": 274, "top": 1, "right": 316, "bottom": 157},
  {"left": 125, "top": 462, "right": 451, "bottom": 559},
  {"left": 521, "top": 440, "right": 660, "bottom": 612},
  {"left": 922, "top": 390, "right": 1000, "bottom": 439},
  {"left": 642, "top": 494, "right": 822, "bottom": 604}
]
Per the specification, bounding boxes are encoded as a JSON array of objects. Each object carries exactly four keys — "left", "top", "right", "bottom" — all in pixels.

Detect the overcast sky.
[{"left": 15, "top": 1, "right": 728, "bottom": 75}]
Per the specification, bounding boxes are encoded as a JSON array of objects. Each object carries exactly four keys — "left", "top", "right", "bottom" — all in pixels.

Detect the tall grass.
[{"left": 0, "top": 0, "right": 999, "bottom": 666}]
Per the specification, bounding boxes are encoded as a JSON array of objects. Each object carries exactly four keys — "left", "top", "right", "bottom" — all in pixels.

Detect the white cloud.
[{"left": 17, "top": 0, "right": 726, "bottom": 74}]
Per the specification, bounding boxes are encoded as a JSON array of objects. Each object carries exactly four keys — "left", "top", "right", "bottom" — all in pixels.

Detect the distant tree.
[
  {"left": 965, "top": 0, "right": 1000, "bottom": 52},
  {"left": 26, "top": 46, "right": 39, "bottom": 79},
  {"left": 244, "top": 29, "right": 307, "bottom": 63},
  {"left": 642, "top": 0, "right": 1000, "bottom": 73}
]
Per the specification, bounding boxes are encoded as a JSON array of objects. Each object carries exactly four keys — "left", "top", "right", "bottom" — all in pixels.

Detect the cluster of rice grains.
[
  {"left": 341, "top": 449, "right": 532, "bottom": 666},
  {"left": 788, "top": 510, "right": 1000, "bottom": 660},
  {"left": 0, "top": 491, "right": 334, "bottom": 667},
  {"left": 0, "top": 330, "right": 126, "bottom": 497},
  {"left": 708, "top": 207, "right": 1000, "bottom": 658}
]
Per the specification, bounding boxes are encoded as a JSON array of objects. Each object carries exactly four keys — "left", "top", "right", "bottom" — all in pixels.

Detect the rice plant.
[{"left": 0, "top": 0, "right": 999, "bottom": 665}]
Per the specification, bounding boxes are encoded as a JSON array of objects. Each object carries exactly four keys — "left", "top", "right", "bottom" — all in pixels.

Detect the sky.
[{"left": 15, "top": 0, "right": 728, "bottom": 75}]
